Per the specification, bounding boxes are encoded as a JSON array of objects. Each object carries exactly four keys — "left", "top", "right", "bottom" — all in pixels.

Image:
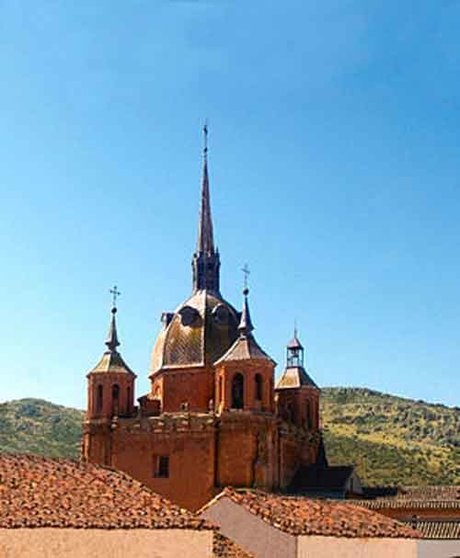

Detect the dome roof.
[{"left": 150, "top": 290, "right": 240, "bottom": 374}]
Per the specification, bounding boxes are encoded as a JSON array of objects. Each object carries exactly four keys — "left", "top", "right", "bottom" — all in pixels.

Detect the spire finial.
[
  {"left": 192, "top": 124, "right": 220, "bottom": 293},
  {"left": 238, "top": 265, "right": 254, "bottom": 335},
  {"left": 196, "top": 123, "right": 215, "bottom": 254},
  {"left": 203, "top": 121, "right": 208, "bottom": 160},
  {"left": 106, "top": 286, "right": 120, "bottom": 352},
  {"left": 110, "top": 285, "right": 121, "bottom": 310},
  {"left": 242, "top": 263, "right": 250, "bottom": 294}
]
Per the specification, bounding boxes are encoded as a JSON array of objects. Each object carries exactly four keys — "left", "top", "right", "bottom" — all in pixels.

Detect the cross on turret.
[
  {"left": 241, "top": 263, "right": 250, "bottom": 293},
  {"left": 110, "top": 286, "right": 121, "bottom": 309}
]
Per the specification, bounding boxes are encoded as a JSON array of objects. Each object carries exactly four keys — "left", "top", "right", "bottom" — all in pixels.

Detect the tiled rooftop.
[
  {"left": 388, "top": 485, "right": 459, "bottom": 501},
  {"left": 0, "top": 453, "right": 212, "bottom": 530},
  {"left": 213, "top": 533, "right": 255, "bottom": 558},
  {"left": 207, "top": 489, "right": 421, "bottom": 538},
  {"left": 408, "top": 520, "right": 460, "bottom": 540},
  {"left": 355, "top": 499, "right": 460, "bottom": 510},
  {"left": 353, "top": 485, "right": 460, "bottom": 510},
  {"left": 362, "top": 485, "right": 460, "bottom": 502}
]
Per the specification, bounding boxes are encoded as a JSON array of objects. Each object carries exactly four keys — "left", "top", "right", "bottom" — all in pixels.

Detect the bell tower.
[
  {"left": 275, "top": 331, "right": 320, "bottom": 431},
  {"left": 83, "top": 288, "right": 136, "bottom": 465}
]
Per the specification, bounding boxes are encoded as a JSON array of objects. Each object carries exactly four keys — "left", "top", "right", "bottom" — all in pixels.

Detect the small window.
[
  {"left": 154, "top": 455, "right": 169, "bottom": 478},
  {"left": 96, "top": 385, "right": 103, "bottom": 412},
  {"left": 112, "top": 384, "right": 120, "bottom": 415},
  {"left": 231, "top": 373, "right": 244, "bottom": 409},
  {"left": 255, "top": 374, "right": 263, "bottom": 401}
]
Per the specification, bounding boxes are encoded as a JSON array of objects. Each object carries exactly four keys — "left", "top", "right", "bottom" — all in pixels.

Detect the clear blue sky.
[{"left": 1, "top": 1, "right": 459, "bottom": 408}]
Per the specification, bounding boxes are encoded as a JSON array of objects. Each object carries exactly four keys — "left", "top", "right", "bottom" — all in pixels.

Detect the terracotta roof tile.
[
  {"left": 0, "top": 453, "right": 213, "bottom": 530},
  {"left": 392, "top": 485, "right": 460, "bottom": 501},
  {"left": 211, "top": 489, "right": 421, "bottom": 538},
  {"left": 213, "top": 533, "right": 255, "bottom": 557},
  {"left": 407, "top": 520, "right": 460, "bottom": 540},
  {"left": 353, "top": 500, "right": 460, "bottom": 511},
  {"left": 362, "top": 485, "right": 460, "bottom": 501}
]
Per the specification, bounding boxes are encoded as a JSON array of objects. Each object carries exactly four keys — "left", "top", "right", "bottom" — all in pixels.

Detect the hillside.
[
  {"left": 321, "top": 387, "right": 459, "bottom": 486},
  {"left": 0, "top": 390, "right": 458, "bottom": 486},
  {"left": 0, "top": 399, "right": 83, "bottom": 459}
]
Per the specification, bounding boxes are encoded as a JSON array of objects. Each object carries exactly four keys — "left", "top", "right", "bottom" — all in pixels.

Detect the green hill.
[
  {"left": 0, "top": 398, "right": 83, "bottom": 459},
  {"left": 321, "top": 387, "right": 459, "bottom": 486},
  {"left": 0, "top": 390, "right": 458, "bottom": 486}
]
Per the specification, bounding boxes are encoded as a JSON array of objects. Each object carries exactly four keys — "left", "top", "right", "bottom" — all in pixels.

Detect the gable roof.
[
  {"left": 0, "top": 453, "right": 212, "bottom": 530},
  {"left": 203, "top": 489, "right": 421, "bottom": 538}
]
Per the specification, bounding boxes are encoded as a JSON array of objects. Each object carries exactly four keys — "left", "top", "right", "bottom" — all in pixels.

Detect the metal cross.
[
  {"left": 203, "top": 121, "right": 209, "bottom": 156},
  {"left": 241, "top": 264, "right": 250, "bottom": 291},
  {"left": 110, "top": 285, "right": 121, "bottom": 308}
]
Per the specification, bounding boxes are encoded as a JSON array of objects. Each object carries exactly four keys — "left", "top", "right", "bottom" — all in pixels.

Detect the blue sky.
[{"left": 1, "top": 0, "right": 459, "bottom": 408}]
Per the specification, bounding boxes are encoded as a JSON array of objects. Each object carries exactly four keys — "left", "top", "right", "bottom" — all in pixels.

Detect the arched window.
[
  {"left": 231, "top": 373, "right": 244, "bottom": 409},
  {"left": 112, "top": 384, "right": 120, "bottom": 415},
  {"left": 305, "top": 401, "right": 311, "bottom": 428},
  {"left": 127, "top": 386, "right": 131, "bottom": 412},
  {"left": 255, "top": 374, "right": 263, "bottom": 402},
  {"left": 96, "top": 385, "right": 103, "bottom": 413}
]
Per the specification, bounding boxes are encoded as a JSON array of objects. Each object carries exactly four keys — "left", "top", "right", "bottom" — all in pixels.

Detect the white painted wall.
[
  {"left": 298, "top": 536, "right": 418, "bottom": 558},
  {"left": 0, "top": 528, "right": 213, "bottom": 558},
  {"left": 418, "top": 540, "right": 460, "bottom": 558},
  {"left": 201, "top": 496, "right": 297, "bottom": 558}
]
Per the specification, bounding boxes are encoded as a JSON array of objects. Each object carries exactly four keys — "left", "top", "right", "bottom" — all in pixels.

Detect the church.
[{"left": 82, "top": 128, "right": 324, "bottom": 511}]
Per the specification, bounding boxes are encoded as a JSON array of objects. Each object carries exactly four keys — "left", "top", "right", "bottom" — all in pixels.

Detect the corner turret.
[
  {"left": 85, "top": 290, "right": 136, "bottom": 421},
  {"left": 275, "top": 330, "right": 319, "bottom": 430}
]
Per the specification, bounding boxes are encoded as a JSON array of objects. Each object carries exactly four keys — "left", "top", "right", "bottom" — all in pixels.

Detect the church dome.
[{"left": 150, "top": 290, "right": 240, "bottom": 374}]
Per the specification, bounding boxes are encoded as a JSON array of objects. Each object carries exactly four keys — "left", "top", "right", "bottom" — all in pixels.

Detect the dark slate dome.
[{"left": 150, "top": 290, "right": 240, "bottom": 373}]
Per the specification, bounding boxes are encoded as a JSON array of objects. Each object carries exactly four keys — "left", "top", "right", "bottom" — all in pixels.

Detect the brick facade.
[{"left": 82, "top": 136, "right": 322, "bottom": 511}]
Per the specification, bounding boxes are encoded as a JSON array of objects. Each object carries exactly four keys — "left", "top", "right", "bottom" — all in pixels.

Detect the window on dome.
[
  {"left": 213, "top": 304, "right": 229, "bottom": 325},
  {"left": 179, "top": 305, "right": 199, "bottom": 326}
]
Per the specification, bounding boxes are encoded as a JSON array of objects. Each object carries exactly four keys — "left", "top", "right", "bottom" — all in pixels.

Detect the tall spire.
[
  {"left": 238, "top": 287, "right": 254, "bottom": 336},
  {"left": 106, "top": 286, "right": 121, "bottom": 352},
  {"left": 105, "top": 307, "right": 120, "bottom": 352},
  {"left": 197, "top": 123, "right": 215, "bottom": 253},
  {"left": 192, "top": 124, "right": 221, "bottom": 293}
]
